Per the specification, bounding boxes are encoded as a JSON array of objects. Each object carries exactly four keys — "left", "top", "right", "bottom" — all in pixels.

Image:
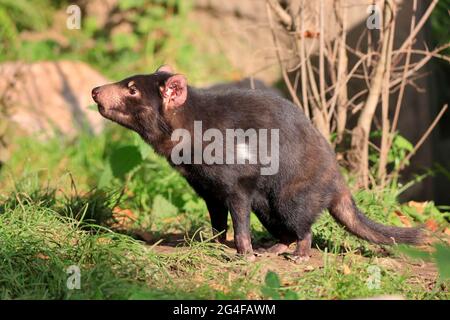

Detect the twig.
[
  {"left": 389, "top": 43, "right": 450, "bottom": 89},
  {"left": 397, "top": 0, "right": 438, "bottom": 54},
  {"left": 267, "top": 0, "right": 293, "bottom": 28},
  {"left": 391, "top": 0, "right": 417, "bottom": 137},
  {"left": 266, "top": 2, "right": 303, "bottom": 109},
  {"left": 378, "top": 0, "right": 396, "bottom": 185},
  {"left": 319, "top": 0, "right": 327, "bottom": 114},
  {"left": 350, "top": 1, "right": 392, "bottom": 188},
  {"left": 298, "top": 0, "right": 310, "bottom": 118}
]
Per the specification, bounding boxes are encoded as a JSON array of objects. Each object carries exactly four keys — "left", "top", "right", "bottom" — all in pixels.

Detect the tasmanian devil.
[{"left": 92, "top": 65, "right": 422, "bottom": 261}]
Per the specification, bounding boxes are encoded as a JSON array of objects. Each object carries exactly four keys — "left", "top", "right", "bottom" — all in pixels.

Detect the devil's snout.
[{"left": 91, "top": 86, "right": 100, "bottom": 102}]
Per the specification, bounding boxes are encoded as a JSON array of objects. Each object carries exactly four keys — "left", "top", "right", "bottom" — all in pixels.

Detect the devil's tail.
[{"left": 329, "top": 191, "right": 423, "bottom": 245}]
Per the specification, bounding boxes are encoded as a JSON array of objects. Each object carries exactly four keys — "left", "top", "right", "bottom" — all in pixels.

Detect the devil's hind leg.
[
  {"left": 276, "top": 195, "right": 321, "bottom": 262},
  {"left": 252, "top": 206, "right": 296, "bottom": 256}
]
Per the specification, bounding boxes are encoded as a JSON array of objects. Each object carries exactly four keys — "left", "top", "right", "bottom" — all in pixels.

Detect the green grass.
[
  {"left": 0, "top": 127, "right": 448, "bottom": 300},
  {"left": 0, "top": 190, "right": 447, "bottom": 299},
  {"left": 0, "top": 181, "right": 247, "bottom": 299},
  {"left": 0, "top": 188, "right": 447, "bottom": 299}
]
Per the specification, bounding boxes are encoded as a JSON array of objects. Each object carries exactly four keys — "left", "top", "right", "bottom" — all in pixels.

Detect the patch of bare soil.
[{"left": 134, "top": 230, "right": 439, "bottom": 287}]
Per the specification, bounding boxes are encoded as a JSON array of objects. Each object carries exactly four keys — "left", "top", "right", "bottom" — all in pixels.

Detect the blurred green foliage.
[
  {"left": 0, "top": 0, "right": 231, "bottom": 82},
  {"left": 397, "top": 242, "right": 450, "bottom": 281},
  {"left": 431, "top": 0, "right": 450, "bottom": 54},
  {"left": 368, "top": 131, "right": 414, "bottom": 176},
  {"left": 0, "top": 0, "right": 55, "bottom": 54}
]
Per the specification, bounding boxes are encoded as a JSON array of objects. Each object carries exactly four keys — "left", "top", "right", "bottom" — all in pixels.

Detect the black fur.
[{"left": 92, "top": 70, "right": 422, "bottom": 257}]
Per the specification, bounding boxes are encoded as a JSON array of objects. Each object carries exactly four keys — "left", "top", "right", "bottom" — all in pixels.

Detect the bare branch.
[
  {"left": 397, "top": 0, "right": 438, "bottom": 54},
  {"left": 266, "top": 2, "right": 303, "bottom": 109},
  {"left": 267, "top": 0, "right": 293, "bottom": 28}
]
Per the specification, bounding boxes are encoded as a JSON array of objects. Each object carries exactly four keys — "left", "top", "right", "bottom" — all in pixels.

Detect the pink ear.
[
  {"left": 160, "top": 75, "right": 187, "bottom": 110},
  {"left": 156, "top": 64, "right": 174, "bottom": 74}
]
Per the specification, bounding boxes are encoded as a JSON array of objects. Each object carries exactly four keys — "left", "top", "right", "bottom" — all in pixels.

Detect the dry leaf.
[
  {"left": 96, "top": 237, "right": 113, "bottom": 245},
  {"left": 304, "top": 265, "right": 315, "bottom": 272},
  {"left": 424, "top": 219, "right": 439, "bottom": 232},
  {"left": 377, "top": 258, "right": 402, "bottom": 270},
  {"left": 304, "top": 30, "right": 320, "bottom": 38},
  {"left": 394, "top": 210, "right": 412, "bottom": 227},
  {"left": 36, "top": 253, "right": 49, "bottom": 260},
  {"left": 161, "top": 217, "right": 181, "bottom": 223},
  {"left": 342, "top": 264, "right": 351, "bottom": 275},
  {"left": 111, "top": 207, "right": 137, "bottom": 229},
  {"left": 407, "top": 201, "right": 427, "bottom": 214}
]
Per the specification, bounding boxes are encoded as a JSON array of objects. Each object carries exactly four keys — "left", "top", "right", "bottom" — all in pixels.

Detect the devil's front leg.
[
  {"left": 205, "top": 200, "right": 228, "bottom": 243},
  {"left": 227, "top": 195, "right": 254, "bottom": 260}
]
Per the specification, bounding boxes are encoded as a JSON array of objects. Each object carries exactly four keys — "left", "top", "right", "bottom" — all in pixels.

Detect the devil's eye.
[
  {"left": 129, "top": 86, "right": 137, "bottom": 95},
  {"left": 127, "top": 81, "right": 138, "bottom": 95}
]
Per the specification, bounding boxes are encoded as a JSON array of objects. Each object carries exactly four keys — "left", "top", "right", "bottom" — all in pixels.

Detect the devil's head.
[{"left": 91, "top": 65, "right": 187, "bottom": 134}]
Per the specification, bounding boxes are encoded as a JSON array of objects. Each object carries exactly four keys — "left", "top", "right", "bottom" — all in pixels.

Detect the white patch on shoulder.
[{"left": 236, "top": 142, "right": 254, "bottom": 163}]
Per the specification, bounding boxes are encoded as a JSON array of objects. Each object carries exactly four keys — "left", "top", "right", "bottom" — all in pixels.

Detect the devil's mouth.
[
  {"left": 97, "top": 104, "right": 128, "bottom": 117},
  {"left": 96, "top": 103, "right": 105, "bottom": 113}
]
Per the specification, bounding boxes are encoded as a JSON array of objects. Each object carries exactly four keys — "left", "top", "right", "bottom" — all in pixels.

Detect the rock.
[
  {"left": 188, "top": 2, "right": 279, "bottom": 83},
  {"left": 0, "top": 61, "right": 107, "bottom": 139}
]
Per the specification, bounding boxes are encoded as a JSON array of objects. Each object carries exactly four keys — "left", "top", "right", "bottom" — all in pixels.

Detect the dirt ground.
[{"left": 135, "top": 230, "right": 439, "bottom": 297}]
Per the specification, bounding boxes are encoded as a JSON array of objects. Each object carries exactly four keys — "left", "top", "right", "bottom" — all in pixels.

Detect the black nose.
[{"left": 92, "top": 87, "right": 100, "bottom": 102}]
